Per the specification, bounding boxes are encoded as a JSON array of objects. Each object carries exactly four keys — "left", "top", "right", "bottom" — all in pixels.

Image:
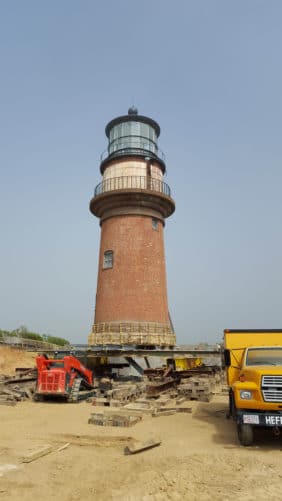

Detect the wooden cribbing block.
[
  {"left": 22, "top": 445, "right": 53, "bottom": 463},
  {"left": 156, "top": 407, "right": 192, "bottom": 414},
  {"left": 152, "top": 410, "right": 176, "bottom": 417},
  {"left": 176, "top": 396, "right": 186, "bottom": 405},
  {"left": 125, "top": 437, "right": 161, "bottom": 454}
]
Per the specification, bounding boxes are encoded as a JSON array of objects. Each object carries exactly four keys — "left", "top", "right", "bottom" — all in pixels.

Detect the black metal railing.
[
  {"left": 94, "top": 175, "right": 171, "bottom": 198},
  {"left": 100, "top": 140, "right": 166, "bottom": 162},
  {"left": 0, "top": 336, "right": 63, "bottom": 350}
]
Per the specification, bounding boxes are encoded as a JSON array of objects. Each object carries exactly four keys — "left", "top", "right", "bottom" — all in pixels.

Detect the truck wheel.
[{"left": 237, "top": 424, "right": 254, "bottom": 446}]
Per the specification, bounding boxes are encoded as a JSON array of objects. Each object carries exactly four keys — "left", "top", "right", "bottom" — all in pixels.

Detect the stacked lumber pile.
[
  {"left": 177, "top": 376, "right": 214, "bottom": 402},
  {"left": 88, "top": 412, "right": 142, "bottom": 427},
  {"left": 88, "top": 396, "right": 192, "bottom": 427},
  {"left": 92, "top": 370, "right": 222, "bottom": 407},
  {"left": 90, "top": 379, "right": 146, "bottom": 407}
]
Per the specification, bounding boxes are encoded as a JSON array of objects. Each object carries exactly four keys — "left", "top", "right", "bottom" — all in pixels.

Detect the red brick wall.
[{"left": 94, "top": 215, "right": 170, "bottom": 324}]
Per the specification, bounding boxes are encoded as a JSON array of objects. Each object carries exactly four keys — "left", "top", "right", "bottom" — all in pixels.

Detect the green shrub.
[
  {"left": 46, "top": 336, "right": 70, "bottom": 347},
  {"left": 6, "top": 331, "right": 19, "bottom": 337},
  {"left": 0, "top": 328, "right": 70, "bottom": 346},
  {"left": 0, "top": 329, "right": 15, "bottom": 337},
  {"left": 21, "top": 332, "right": 43, "bottom": 341}
]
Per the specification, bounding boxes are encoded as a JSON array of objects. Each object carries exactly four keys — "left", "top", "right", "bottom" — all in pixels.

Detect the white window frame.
[{"left": 103, "top": 250, "right": 113, "bottom": 269}]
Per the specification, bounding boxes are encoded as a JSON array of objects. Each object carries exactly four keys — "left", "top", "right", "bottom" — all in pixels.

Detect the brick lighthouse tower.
[{"left": 88, "top": 107, "right": 175, "bottom": 347}]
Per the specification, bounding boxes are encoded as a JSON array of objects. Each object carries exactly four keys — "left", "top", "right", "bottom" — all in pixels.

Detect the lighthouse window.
[
  {"left": 103, "top": 250, "right": 113, "bottom": 269},
  {"left": 152, "top": 218, "right": 158, "bottom": 230}
]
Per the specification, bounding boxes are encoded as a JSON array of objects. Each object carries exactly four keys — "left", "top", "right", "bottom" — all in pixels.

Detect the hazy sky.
[{"left": 1, "top": 1, "right": 282, "bottom": 345}]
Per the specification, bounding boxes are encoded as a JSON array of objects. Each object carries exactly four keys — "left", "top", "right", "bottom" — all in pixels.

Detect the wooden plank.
[
  {"left": 89, "top": 413, "right": 142, "bottom": 427},
  {"left": 22, "top": 445, "right": 53, "bottom": 463},
  {"left": 57, "top": 443, "right": 70, "bottom": 452},
  {"left": 125, "top": 437, "right": 161, "bottom": 454},
  {"left": 176, "top": 396, "right": 186, "bottom": 405},
  {"left": 157, "top": 407, "right": 192, "bottom": 413},
  {"left": 152, "top": 410, "right": 176, "bottom": 417}
]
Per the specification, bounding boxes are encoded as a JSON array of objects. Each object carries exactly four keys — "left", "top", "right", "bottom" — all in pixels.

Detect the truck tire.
[{"left": 237, "top": 424, "right": 254, "bottom": 446}]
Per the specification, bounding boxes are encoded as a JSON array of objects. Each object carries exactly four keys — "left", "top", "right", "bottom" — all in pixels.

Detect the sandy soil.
[
  {"left": 0, "top": 347, "right": 36, "bottom": 375},
  {"left": 1, "top": 391, "right": 282, "bottom": 501}
]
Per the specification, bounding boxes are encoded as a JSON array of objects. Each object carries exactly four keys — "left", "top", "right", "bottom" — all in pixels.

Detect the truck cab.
[{"left": 224, "top": 330, "right": 282, "bottom": 445}]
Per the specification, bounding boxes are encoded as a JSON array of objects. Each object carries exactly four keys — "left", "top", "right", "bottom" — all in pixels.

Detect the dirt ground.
[
  {"left": 0, "top": 346, "right": 36, "bottom": 375},
  {"left": 0, "top": 349, "right": 282, "bottom": 500}
]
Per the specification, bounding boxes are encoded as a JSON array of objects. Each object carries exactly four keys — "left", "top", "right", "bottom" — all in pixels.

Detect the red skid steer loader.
[{"left": 35, "top": 354, "right": 95, "bottom": 402}]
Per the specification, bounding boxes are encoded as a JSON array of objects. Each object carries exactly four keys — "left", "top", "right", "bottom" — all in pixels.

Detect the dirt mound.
[{"left": 0, "top": 346, "right": 36, "bottom": 375}]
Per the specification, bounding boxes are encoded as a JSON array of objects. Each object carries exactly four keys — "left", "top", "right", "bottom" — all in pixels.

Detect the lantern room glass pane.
[{"left": 108, "top": 121, "right": 158, "bottom": 156}]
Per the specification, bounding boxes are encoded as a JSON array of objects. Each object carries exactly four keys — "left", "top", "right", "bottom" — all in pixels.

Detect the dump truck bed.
[{"left": 224, "top": 330, "right": 282, "bottom": 350}]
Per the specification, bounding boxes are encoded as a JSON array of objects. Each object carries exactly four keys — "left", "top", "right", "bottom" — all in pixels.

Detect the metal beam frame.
[{"left": 35, "top": 344, "right": 220, "bottom": 359}]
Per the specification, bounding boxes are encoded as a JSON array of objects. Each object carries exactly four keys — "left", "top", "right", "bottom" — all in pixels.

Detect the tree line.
[{"left": 0, "top": 326, "right": 70, "bottom": 347}]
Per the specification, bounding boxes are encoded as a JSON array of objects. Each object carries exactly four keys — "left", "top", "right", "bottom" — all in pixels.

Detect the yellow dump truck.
[{"left": 224, "top": 329, "right": 282, "bottom": 446}]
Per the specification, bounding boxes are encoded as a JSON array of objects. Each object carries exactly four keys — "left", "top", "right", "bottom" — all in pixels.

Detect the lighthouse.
[{"left": 88, "top": 107, "right": 176, "bottom": 347}]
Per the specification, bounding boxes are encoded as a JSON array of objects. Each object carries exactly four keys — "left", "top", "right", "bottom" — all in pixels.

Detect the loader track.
[
  {"left": 68, "top": 377, "right": 96, "bottom": 402},
  {"left": 68, "top": 377, "right": 82, "bottom": 402}
]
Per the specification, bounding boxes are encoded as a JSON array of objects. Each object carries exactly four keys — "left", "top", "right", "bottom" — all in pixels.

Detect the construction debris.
[
  {"left": 88, "top": 412, "right": 142, "bottom": 427},
  {"left": 87, "top": 392, "right": 192, "bottom": 426},
  {"left": 0, "top": 356, "right": 224, "bottom": 409},
  {"left": 0, "top": 370, "right": 36, "bottom": 405},
  {"left": 146, "top": 377, "right": 179, "bottom": 397},
  {"left": 177, "top": 376, "right": 214, "bottom": 402},
  {"left": 125, "top": 437, "right": 161, "bottom": 454},
  {"left": 87, "top": 370, "right": 214, "bottom": 425},
  {"left": 143, "top": 367, "right": 223, "bottom": 402},
  {"left": 93, "top": 379, "right": 146, "bottom": 405}
]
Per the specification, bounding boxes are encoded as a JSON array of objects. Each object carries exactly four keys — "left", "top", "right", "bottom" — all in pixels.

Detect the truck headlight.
[{"left": 240, "top": 390, "right": 252, "bottom": 400}]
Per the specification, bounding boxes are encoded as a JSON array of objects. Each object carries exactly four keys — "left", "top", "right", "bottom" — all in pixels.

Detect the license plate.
[
  {"left": 263, "top": 415, "right": 282, "bottom": 426},
  {"left": 243, "top": 414, "right": 259, "bottom": 424}
]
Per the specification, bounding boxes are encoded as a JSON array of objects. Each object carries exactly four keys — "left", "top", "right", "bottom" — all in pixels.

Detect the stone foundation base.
[{"left": 88, "top": 321, "right": 176, "bottom": 347}]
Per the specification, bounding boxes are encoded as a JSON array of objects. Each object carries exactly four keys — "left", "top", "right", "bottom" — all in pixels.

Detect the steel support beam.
[
  {"left": 144, "top": 356, "right": 151, "bottom": 368},
  {"left": 124, "top": 357, "right": 144, "bottom": 376}
]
